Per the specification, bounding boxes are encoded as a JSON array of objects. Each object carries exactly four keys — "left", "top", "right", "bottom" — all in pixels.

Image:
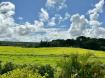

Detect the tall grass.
[{"left": 58, "top": 53, "right": 105, "bottom": 78}]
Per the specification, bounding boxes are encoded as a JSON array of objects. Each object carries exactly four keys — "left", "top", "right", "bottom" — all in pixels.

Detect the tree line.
[{"left": 0, "top": 36, "right": 105, "bottom": 51}]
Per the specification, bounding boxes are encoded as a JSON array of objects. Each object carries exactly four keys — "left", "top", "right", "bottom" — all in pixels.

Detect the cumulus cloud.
[
  {"left": 69, "top": 14, "right": 89, "bottom": 37},
  {"left": 0, "top": 2, "right": 15, "bottom": 16},
  {"left": 48, "top": 17, "right": 56, "bottom": 26},
  {"left": 0, "top": 2, "right": 46, "bottom": 41},
  {"left": 46, "top": 0, "right": 67, "bottom": 10},
  {"left": 48, "top": 13, "right": 70, "bottom": 27},
  {"left": 49, "top": 14, "right": 63, "bottom": 25},
  {"left": 0, "top": 2, "right": 15, "bottom": 38},
  {"left": 63, "top": 12, "right": 71, "bottom": 20},
  {"left": 88, "top": 0, "right": 104, "bottom": 21},
  {"left": 0, "top": 0, "right": 105, "bottom": 42},
  {"left": 88, "top": 0, "right": 104, "bottom": 27},
  {"left": 15, "top": 22, "right": 36, "bottom": 36},
  {"left": 69, "top": 0, "right": 105, "bottom": 39}
]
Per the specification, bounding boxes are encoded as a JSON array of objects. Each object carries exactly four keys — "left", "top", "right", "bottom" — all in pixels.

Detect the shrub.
[
  {"left": 39, "top": 65, "right": 54, "bottom": 78},
  {"left": 0, "top": 63, "right": 54, "bottom": 78},
  {"left": 0, "top": 68, "right": 46, "bottom": 78},
  {"left": 2, "top": 62, "right": 15, "bottom": 74},
  {"left": 58, "top": 53, "right": 105, "bottom": 78},
  {"left": 0, "top": 61, "right": 2, "bottom": 74}
]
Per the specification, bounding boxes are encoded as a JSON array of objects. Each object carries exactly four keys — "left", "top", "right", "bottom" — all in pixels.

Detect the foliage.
[
  {"left": 0, "top": 53, "right": 105, "bottom": 78},
  {"left": 0, "top": 36, "right": 105, "bottom": 51},
  {"left": 0, "top": 62, "right": 16, "bottom": 74},
  {"left": 1, "top": 62, "right": 15, "bottom": 74},
  {"left": 0, "top": 68, "right": 46, "bottom": 78},
  {"left": 0, "top": 62, "right": 54, "bottom": 78},
  {"left": 37, "top": 64, "right": 54, "bottom": 78},
  {"left": 58, "top": 53, "right": 105, "bottom": 78}
]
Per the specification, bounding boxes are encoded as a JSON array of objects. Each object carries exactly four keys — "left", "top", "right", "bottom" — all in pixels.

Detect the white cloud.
[
  {"left": 48, "top": 14, "right": 63, "bottom": 26},
  {"left": 39, "top": 8, "right": 49, "bottom": 22},
  {"left": 69, "top": 0, "right": 105, "bottom": 39},
  {"left": 63, "top": 12, "right": 70, "bottom": 20},
  {"left": 48, "top": 12, "right": 70, "bottom": 27},
  {"left": 0, "top": 2, "right": 15, "bottom": 16},
  {"left": 46, "top": 0, "right": 67, "bottom": 10},
  {"left": 41, "top": 28, "right": 70, "bottom": 41},
  {"left": 0, "top": 0, "right": 105, "bottom": 42},
  {"left": 46, "top": 0, "right": 56, "bottom": 7},
  {"left": 88, "top": 0, "right": 104, "bottom": 21},
  {"left": 88, "top": 0, "right": 104, "bottom": 28},
  {"left": 0, "top": 2, "right": 46, "bottom": 41},
  {"left": 15, "top": 22, "right": 36, "bottom": 36},
  {"left": 18, "top": 17, "right": 23, "bottom": 20},
  {"left": 0, "top": 2, "right": 15, "bottom": 39},
  {"left": 34, "top": 20, "right": 44, "bottom": 28},
  {"left": 48, "top": 17, "right": 56, "bottom": 26},
  {"left": 69, "top": 14, "right": 89, "bottom": 38}
]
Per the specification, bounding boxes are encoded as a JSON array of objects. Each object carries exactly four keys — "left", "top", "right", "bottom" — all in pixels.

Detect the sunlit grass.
[{"left": 0, "top": 46, "right": 105, "bottom": 65}]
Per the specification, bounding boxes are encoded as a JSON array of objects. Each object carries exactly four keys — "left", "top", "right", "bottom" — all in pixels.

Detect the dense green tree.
[{"left": 0, "top": 36, "right": 105, "bottom": 51}]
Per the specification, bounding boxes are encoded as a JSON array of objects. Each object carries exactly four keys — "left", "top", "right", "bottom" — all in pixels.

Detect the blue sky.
[
  {"left": 1, "top": 0, "right": 104, "bottom": 24},
  {"left": 0, "top": 0, "right": 105, "bottom": 42},
  {"left": 0, "top": 0, "right": 45, "bottom": 23}
]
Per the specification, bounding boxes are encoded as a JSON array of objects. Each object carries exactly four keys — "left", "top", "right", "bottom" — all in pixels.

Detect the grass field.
[{"left": 0, "top": 46, "right": 105, "bottom": 65}]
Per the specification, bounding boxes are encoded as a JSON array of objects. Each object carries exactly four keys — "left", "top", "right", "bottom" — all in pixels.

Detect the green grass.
[{"left": 0, "top": 46, "right": 105, "bottom": 65}]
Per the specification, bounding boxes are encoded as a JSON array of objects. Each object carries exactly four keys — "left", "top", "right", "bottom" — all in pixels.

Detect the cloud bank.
[
  {"left": 69, "top": 0, "right": 105, "bottom": 38},
  {"left": 0, "top": 0, "right": 105, "bottom": 42}
]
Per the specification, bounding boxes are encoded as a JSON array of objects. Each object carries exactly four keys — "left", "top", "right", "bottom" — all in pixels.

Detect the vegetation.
[
  {"left": 0, "top": 61, "right": 55, "bottom": 78},
  {"left": 0, "top": 36, "right": 105, "bottom": 51},
  {"left": 0, "top": 69, "right": 45, "bottom": 78},
  {"left": 0, "top": 53, "right": 105, "bottom": 78},
  {"left": 0, "top": 36, "right": 105, "bottom": 78},
  {"left": 0, "top": 46, "right": 105, "bottom": 64},
  {"left": 58, "top": 54, "right": 105, "bottom": 78}
]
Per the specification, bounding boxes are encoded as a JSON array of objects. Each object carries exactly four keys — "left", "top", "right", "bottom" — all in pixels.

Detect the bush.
[
  {"left": 58, "top": 53, "right": 105, "bottom": 78},
  {"left": 2, "top": 62, "right": 15, "bottom": 74},
  {"left": 38, "top": 65, "right": 54, "bottom": 78},
  {"left": 0, "top": 61, "right": 2, "bottom": 74},
  {"left": 0, "top": 62, "right": 54, "bottom": 78},
  {"left": 0, "top": 68, "right": 46, "bottom": 78}
]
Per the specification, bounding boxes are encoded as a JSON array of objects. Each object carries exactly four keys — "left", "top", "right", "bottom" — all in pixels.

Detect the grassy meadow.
[{"left": 0, "top": 46, "right": 105, "bottom": 65}]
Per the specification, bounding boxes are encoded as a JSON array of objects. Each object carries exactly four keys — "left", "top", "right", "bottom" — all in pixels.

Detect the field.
[{"left": 0, "top": 46, "right": 105, "bottom": 65}]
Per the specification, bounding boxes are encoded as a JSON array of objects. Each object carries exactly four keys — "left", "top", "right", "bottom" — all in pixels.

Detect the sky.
[{"left": 0, "top": 0, "right": 105, "bottom": 42}]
